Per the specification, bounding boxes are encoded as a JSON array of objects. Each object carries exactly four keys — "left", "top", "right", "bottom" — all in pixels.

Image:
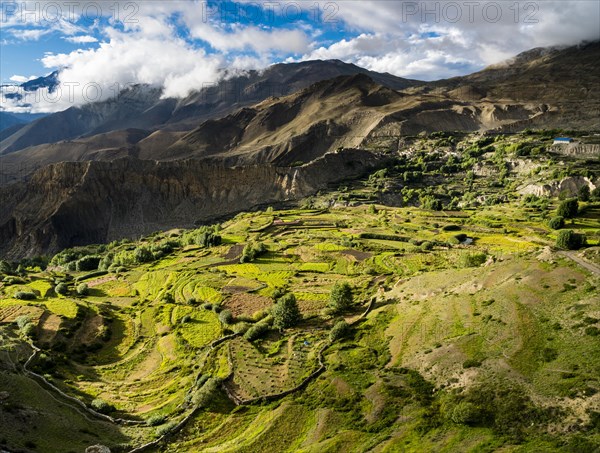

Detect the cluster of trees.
[
  {"left": 193, "top": 226, "right": 222, "bottom": 248},
  {"left": 240, "top": 242, "right": 267, "bottom": 263},
  {"left": 556, "top": 230, "right": 587, "bottom": 250},
  {"left": 15, "top": 315, "right": 35, "bottom": 338},
  {"left": 550, "top": 198, "right": 589, "bottom": 250}
]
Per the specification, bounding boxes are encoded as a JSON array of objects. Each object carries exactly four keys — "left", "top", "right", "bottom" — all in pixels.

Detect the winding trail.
[{"left": 558, "top": 251, "right": 600, "bottom": 276}]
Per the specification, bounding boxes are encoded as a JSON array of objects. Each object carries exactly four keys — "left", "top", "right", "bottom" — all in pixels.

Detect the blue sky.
[{"left": 1, "top": 1, "right": 599, "bottom": 112}]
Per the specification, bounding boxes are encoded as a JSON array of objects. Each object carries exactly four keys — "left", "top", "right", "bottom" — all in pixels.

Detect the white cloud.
[
  {"left": 8, "top": 75, "right": 36, "bottom": 83},
  {"left": 2, "top": 0, "right": 599, "bottom": 112},
  {"left": 9, "top": 28, "right": 52, "bottom": 41},
  {"left": 64, "top": 35, "right": 97, "bottom": 43}
]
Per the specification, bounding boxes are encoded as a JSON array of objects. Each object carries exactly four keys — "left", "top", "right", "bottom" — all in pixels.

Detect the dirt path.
[{"left": 558, "top": 251, "right": 600, "bottom": 276}]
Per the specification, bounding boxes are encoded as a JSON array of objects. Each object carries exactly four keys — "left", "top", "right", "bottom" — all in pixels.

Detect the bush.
[
  {"left": 329, "top": 320, "right": 351, "bottom": 342},
  {"left": 14, "top": 291, "right": 36, "bottom": 300},
  {"left": 556, "top": 230, "right": 586, "bottom": 250},
  {"left": 441, "top": 224, "right": 461, "bottom": 232},
  {"left": 272, "top": 293, "right": 301, "bottom": 330},
  {"left": 15, "top": 315, "right": 31, "bottom": 330},
  {"left": 557, "top": 198, "right": 579, "bottom": 219},
  {"left": 218, "top": 309, "right": 234, "bottom": 325},
  {"left": 420, "top": 241, "right": 433, "bottom": 251},
  {"left": 195, "top": 228, "right": 222, "bottom": 248},
  {"left": 0, "top": 260, "right": 13, "bottom": 275},
  {"left": 547, "top": 216, "right": 565, "bottom": 230},
  {"left": 191, "top": 377, "right": 221, "bottom": 408},
  {"left": 459, "top": 252, "right": 487, "bottom": 268},
  {"left": 456, "top": 378, "right": 541, "bottom": 440},
  {"left": 155, "top": 421, "right": 178, "bottom": 437},
  {"left": 76, "top": 283, "right": 89, "bottom": 296},
  {"left": 578, "top": 185, "right": 590, "bottom": 202},
  {"left": 462, "top": 359, "right": 482, "bottom": 368},
  {"left": 90, "top": 399, "right": 113, "bottom": 414},
  {"left": 133, "top": 246, "right": 154, "bottom": 264},
  {"left": 328, "top": 282, "right": 353, "bottom": 313},
  {"left": 233, "top": 322, "right": 251, "bottom": 335},
  {"left": 146, "top": 414, "right": 166, "bottom": 426},
  {"left": 55, "top": 283, "right": 68, "bottom": 295},
  {"left": 450, "top": 401, "right": 480, "bottom": 425},
  {"left": 240, "top": 242, "right": 267, "bottom": 263},
  {"left": 244, "top": 321, "right": 270, "bottom": 341},
  {"left": 75, "top": 255, "right": 101, "bottom": 272}
]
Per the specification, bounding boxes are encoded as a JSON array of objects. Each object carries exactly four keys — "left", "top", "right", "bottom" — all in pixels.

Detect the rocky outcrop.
[
  {"left": 518, "top": 176, "right": 597, "bottom": 197},
  {"left": 0, "top": 150, "right": 388, "bottom": 258}
]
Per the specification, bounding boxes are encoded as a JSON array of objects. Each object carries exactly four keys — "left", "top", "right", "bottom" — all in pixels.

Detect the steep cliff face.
[{"left": 0, "top": 149, "right": 386, "bottom": 258}]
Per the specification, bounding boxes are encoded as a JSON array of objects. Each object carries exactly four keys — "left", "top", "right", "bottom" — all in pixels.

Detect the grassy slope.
[{"left": 0, "top": 132, "right": 599, "bottom": 452}]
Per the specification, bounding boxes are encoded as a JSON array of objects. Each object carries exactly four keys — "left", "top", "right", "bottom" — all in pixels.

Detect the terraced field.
[{"left": 1, "top": 131, "right": 600, "bottom": 452}]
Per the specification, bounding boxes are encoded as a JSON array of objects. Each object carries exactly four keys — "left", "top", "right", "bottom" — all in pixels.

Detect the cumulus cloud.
[
  {"left": 1, "top": 0, "right": 598, "bottom": 112},
  {"left": 296, "top": 1, "right": 600, "bottom": 79}
]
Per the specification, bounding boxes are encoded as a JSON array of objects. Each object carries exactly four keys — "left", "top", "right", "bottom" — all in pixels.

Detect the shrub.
[
  {"left": 441, "top": 224, "right": 461, "bottom": 232},
  {"left": 459, "top": 252, "right": 487, "bottom": 268},
  {"left": 420, "top": 241, "right": 433, "bottom": 251},
  {"left": 14, "top": 291, "right": 36, "bottom": 300},
  {"left": 233, "top": 322, "right": 251, "bottom": 335},
  {"left": 240, "top": 242, "right": 267, "bottom": 263},
  {"left": 450, "top": 401, "right": 480, "bottom": 425},
  {"left": 328, "top": 282, "right": 353, "bottom": 313},
  {"left": 90, "top": 399, "right": 113, "bottom": 414},
  {"left": 585, "top": 326, "right": 600, "bottom": 336},
  {"left": 457, "top": 378, "right": 541, "bottom": 440},
  {"left": 75, "top": 255, "right": 101, "bottom": 272},
  {"left": 55, "top": 283, "right": 68, "bottom": 295},
  {"left": 218, "top": 309, "right": 234, "bottom": 325},
  {"left": 272, "top": 293, "right": 301, "bottom": 330},
  {"left": 133, "top": 246, "right": 154, "bottom": 264},
  {"left": 76, "top": 283, "right": 89, "bottom": 296},
  {"left": 244, "top": 321, "right": 270, "bottom": 341},
  {"left": 557, "top": 198, "right": 578, "bottom": 219},
  {"left": 547, "top": 216, "right": 565, "bottom": 230},
  {"left": 15, "top": 315, "right": 31, "bottom": 330},
  {"left": 146, "top": 414, "right": 166, "bottom": 426},
  {"left": 0, "top": 260, "right": 12, "bottom": 275},
  {"left": 556, "top": 230, "right": 586, "bottom": 250},
  {"left": 192, "top": 377, "right": 221, "bottom": 408},
  {"left": 155, "top": 421, "right": 178, "bottom": 437},
  {"left": 329, "top": 320, "right": 351, "bottom": 342},
  {"left": 462, "top": 359, "right": 482, "bottom": 368},
  {"left": 195, "top": 230, "right": 222, "bottom": 248},
  {"left": 578, "top": 185, "right": 590, "bottom": 202}
]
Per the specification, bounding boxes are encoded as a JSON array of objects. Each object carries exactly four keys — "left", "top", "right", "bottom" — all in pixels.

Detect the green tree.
[
  {"left": 547, "top": 216, "right": 565, "bottom": 230},
  {"left": 556, "top": 229, "right": 586, "bottom": 250},
  {"left": 578, "top": 185, "right": 590, "bottom": 202},
  {"left": 0, "top": 260, "right": 12, "bottom": 275},
  {"left": 329, "top": 320, "right": 351, "bottom": 342},
  {"left": 557, "top": 198, "right": 578, "bottom": 219},
  {"left": 76, "top": 283, "right": 89, "bottom": 296},
  {"left": 55, "top": 283, "right": 68, "bottom": 295},
  {"left": 329, "top": 282, "right": 353, "bottom": 313},
  {"left": 218, "top": 309, "right": 234, "bottom": 325},
  {"left": 134, "top": 246, "right": 154, "bottom": 263},
  {"left": 272, "top": 293, "right": 301, "bottom": 330}
]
